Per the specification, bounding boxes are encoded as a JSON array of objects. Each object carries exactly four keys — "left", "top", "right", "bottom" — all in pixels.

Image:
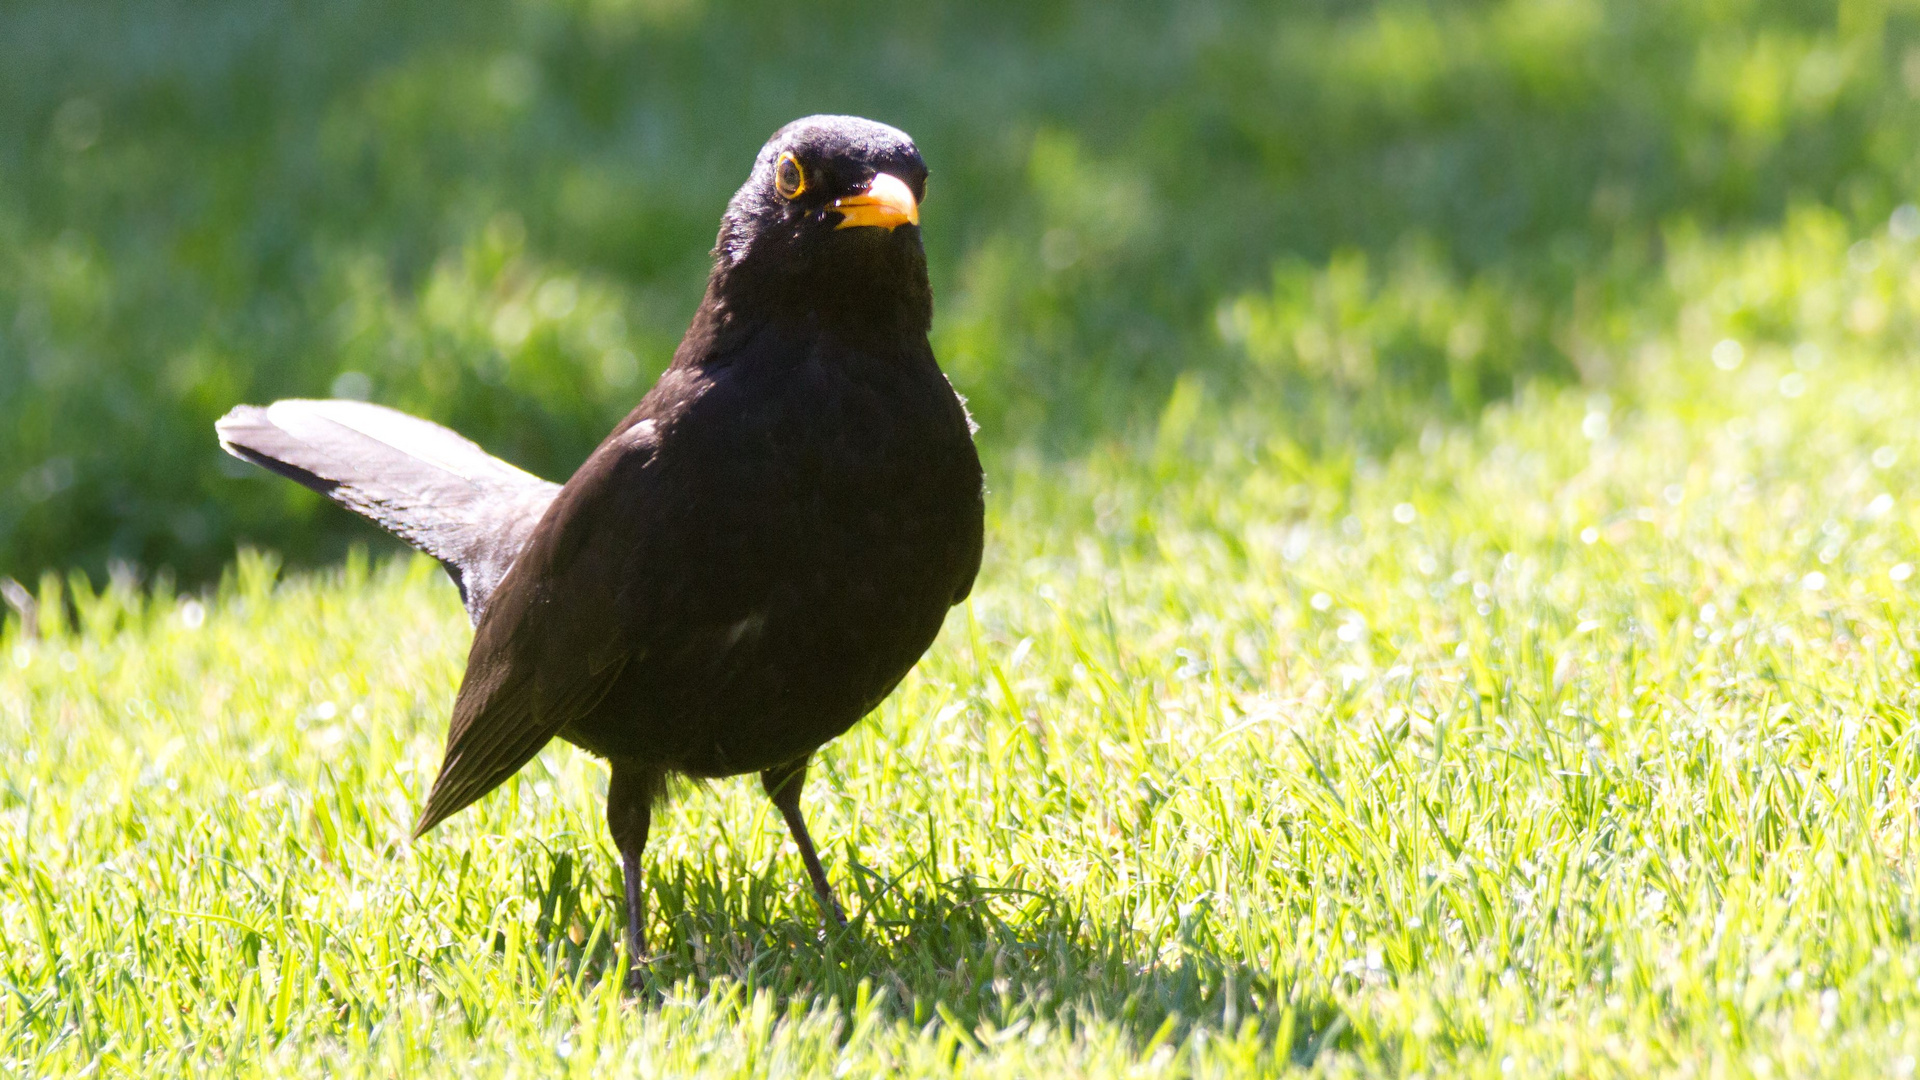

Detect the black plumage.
[{"left": 216, "top": 115, "right": 985, "bottom": 972}]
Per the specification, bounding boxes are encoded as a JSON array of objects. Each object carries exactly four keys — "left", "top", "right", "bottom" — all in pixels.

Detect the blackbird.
[{"left": 215, "top": 115, "right": 985, "bottom": 972}]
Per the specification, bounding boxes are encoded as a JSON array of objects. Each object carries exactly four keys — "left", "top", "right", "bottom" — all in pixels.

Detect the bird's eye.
[{"left": 773, "top": 152, "right": 806, "bottom": 200}]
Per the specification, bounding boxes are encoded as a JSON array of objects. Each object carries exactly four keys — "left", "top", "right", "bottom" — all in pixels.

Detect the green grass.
[
  {"left": 9, "top": 1, "right": 1920, "bottom": 1073},
  {"left": 6, "top": 0, "right": 1920, "bottom": 579},
  {"left": 9, "top": 201, "right": 1920, "bottom": 1074}
]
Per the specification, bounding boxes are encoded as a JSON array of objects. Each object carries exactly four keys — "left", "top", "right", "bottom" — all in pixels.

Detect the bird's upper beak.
[{"left": 831, "top": 172, "right": 920, "bottom": 230}]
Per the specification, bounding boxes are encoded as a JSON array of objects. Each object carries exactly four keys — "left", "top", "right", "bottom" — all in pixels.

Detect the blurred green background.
[{"left": 4, "top": 0, "right": 1919, "bottom": 583}]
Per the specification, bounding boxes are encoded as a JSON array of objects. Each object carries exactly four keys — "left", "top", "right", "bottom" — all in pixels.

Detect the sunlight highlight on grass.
[
  {"left": 9, "top": 179, "right": 1920, "bottom": 1080},
  {"left": 11, "top": 208, "right": 1920, "bottom": 1068}
]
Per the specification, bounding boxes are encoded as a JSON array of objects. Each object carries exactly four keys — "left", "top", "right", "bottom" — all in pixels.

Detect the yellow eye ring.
[{"left": 773, "top": 152, "right": 806, "bottom": 200}]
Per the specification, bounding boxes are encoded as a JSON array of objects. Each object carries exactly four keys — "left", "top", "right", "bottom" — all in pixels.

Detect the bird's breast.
[{"left": 577, "top": 341, "right": 981, "bottom": 775}]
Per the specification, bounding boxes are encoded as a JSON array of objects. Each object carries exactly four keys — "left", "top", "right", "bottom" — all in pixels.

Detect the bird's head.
[{"left": 709, "top": 115, "right": 932, "bottom": 338}]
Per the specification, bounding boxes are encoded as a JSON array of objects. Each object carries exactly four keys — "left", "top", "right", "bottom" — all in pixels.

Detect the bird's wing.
[
  {"left": 410, "top": 419, "right": 671, "bottom": 836},
  {"left": 411, "top": 643, "right": 629, "bottom": 836},
  {"left": 215, "top": 399, "right": 561, "bottom": 622}
]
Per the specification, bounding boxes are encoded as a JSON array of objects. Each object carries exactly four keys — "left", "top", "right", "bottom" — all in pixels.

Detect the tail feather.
[{"left": 216, "top": 399, "right": 560, "bottom": 622}]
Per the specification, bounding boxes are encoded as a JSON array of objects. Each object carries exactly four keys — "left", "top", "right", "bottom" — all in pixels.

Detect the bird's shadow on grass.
[{"left": 511, "top": 845, "right": 1355, "bottom": 1066}]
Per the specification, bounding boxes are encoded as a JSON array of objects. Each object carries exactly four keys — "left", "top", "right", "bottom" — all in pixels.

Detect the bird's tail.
[{"left": 215, "top": 399, "right": 561, "bottom": 623}]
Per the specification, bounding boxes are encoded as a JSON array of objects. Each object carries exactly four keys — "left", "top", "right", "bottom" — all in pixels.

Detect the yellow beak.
[{"left": 831, "top": 172, "right": 920, "bottom": 230}]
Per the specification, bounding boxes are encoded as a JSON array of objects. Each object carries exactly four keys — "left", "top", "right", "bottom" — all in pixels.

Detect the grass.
[
  {"left": 8, "top": 201, "right": 1920, "bottom": 1075},
  {"left": 6, "top": 0, "right": 1920, "bottom": 579},
  {"left": 8, "top": 1, "right": 1920, "bottom": 1072}
]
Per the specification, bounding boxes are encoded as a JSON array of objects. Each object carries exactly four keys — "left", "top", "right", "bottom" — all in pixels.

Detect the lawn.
[
  {"left": 9, "top": 204, "right": 1920, "bottom": 1075},
  {"left": 10, "top": 0, "right": 1920, "bottom": 1075},
  {"left": 8, "top": 0, "right": 1918, "bottom": 580}
]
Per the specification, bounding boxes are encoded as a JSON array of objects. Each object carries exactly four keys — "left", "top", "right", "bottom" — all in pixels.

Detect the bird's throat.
[{"left": 707, "top": 249, "right": 933, "bottom": 349}]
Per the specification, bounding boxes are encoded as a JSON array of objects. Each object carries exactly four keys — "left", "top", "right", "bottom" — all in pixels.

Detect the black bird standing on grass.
[{"left": 215, "top": 116, "right": 985, "bottom": 974}]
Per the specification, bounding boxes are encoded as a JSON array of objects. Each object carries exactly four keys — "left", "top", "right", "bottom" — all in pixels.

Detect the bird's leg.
[
  {"left": 761, "top": 756, "right": 847, "bottom": 927},
  {"left": 605, "top": 761, "right": 655, "bottom": 985}
]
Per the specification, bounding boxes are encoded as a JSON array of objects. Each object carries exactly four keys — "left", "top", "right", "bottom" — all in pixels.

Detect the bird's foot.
[
  {"left": 621, "top": 950, "right": 668, "bottom": 994},
  {"left": 618, "top": 924, "right": 657, "bottom": 993}
]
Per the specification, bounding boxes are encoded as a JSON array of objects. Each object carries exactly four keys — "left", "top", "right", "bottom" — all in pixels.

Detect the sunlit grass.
[{"left": 6, "top": 204, "right": 1920, "bottom": 1076}]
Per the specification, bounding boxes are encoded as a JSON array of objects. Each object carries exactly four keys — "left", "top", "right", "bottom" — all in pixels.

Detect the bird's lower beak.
[{"left": 832, "top": 172, "right": 920, "bottom": 230}]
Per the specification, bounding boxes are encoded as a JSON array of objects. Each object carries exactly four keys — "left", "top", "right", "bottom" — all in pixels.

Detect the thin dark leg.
[
  {"left": 761, "top": 756, "right": 847, "bottom": 927},
  {"left": 606, "top": 761, "right": 655, "bottom": 984}
]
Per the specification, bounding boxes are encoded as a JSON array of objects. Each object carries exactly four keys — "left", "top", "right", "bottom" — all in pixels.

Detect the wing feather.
[
  {"left": 410, "top": 419, "right": 664, "bottom": 835},
  {"left": 411, "top": 651, "right": 627, "bottom": 836}
]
